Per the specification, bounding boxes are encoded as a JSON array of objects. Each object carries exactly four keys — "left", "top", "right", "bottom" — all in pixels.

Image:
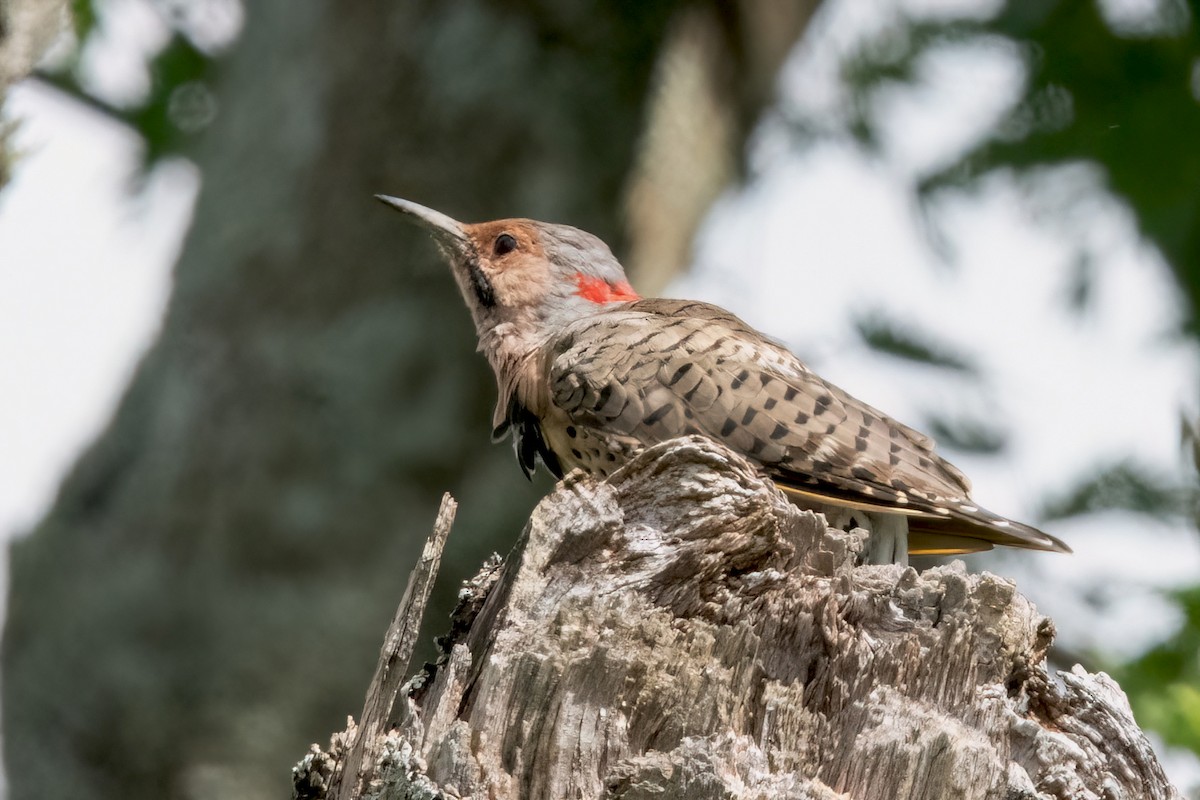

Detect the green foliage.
[
  {"left": 952, "top": 1, "right": 1200, "bottom": 334},
  {"left": 854, "top": 315, "right": 1007, "bottom": 454},
  {"left": 70, "top": 0, "right": 97, "bottom": 41},
  {"left": 854, "top": 313, "right": 977, "bottom": 373},
  {"left": 125, "top": 34, "right": 212, "bottom": 164},
  {"left": 1039, "top": 459, "right": 1189, "bottom": 522},
  {"left": 48, "top": 0, "right": 220, "bottom": 167},
  {"left": 924, "top": 414, "right": 1007, "bottom": 455},
  {"left": 846, "top": 0, "right": 1200, "bottom": 334},
  {"left": 1116, "top": 585, "right": 1200, "bottom": 751}
]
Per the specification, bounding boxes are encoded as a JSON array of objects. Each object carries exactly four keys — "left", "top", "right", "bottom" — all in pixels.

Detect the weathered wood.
[
  {"left": 296, "top": 436, "right": 1181, "bottom": 800},
  {"left": 327, "top": 493, "right": 458, "bottom": 800}
]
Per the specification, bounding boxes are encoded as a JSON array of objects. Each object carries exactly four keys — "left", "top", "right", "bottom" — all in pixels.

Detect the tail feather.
[{"left": 773, "top": 478, "right": 1070, "bottom": 555}]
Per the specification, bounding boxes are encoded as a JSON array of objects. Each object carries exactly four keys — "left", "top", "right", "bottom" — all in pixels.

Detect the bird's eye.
[{"left": 494, "top": 233, "right": 518, "bottom": 256}]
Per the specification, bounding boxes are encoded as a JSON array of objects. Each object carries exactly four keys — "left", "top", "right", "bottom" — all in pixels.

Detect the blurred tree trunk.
[{"left": 2, "top": 2, "right": 815, "bottom": 799}]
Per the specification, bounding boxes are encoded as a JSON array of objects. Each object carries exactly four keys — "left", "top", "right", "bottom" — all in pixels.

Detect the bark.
[
  {"left": 0, "top": 0, "right": 67, "bottom": 187},
  {"left": 296, "top": 437, "right": 1180, "bottom": 800}
]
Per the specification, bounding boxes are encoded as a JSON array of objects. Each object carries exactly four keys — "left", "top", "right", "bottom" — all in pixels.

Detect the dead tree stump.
[{"left": 294, "top": 436, "right": 1181, "bottom": 800}]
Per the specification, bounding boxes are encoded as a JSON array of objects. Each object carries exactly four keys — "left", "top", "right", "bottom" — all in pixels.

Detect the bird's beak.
[{"left": 375, "top": 195, "right": 472, "bottom": 254}]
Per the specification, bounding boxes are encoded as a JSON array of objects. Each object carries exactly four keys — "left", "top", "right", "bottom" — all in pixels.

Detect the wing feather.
[{"left": 546, "top": 298, "right": 1069, "bottom": 554}]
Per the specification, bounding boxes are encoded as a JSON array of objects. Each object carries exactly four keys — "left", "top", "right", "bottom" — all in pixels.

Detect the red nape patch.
[{"left": 574, "top": 273, "right": 640, "bottom": 304}]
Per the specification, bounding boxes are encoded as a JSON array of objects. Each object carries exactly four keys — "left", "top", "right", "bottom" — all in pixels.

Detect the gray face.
[{"left": 376, "top": 196, "right": 639, "bottom": 345}]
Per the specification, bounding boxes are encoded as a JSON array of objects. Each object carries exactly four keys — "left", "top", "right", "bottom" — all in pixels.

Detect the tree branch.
[{"left": 320, "top": 494, "right": 457, "bottom": 800}]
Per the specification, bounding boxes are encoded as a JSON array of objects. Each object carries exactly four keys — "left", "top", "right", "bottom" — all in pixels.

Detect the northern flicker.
[{"left": 378, "top": 196, "right": 1070, "bottom": 565}]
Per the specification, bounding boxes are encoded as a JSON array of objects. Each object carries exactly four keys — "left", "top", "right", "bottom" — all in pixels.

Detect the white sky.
[
  {"left": 0, "top": 84, "right": 196, "bottom": 540},
  {"left": 0, "top": 0, "right": 1197, "bottom": 791}
]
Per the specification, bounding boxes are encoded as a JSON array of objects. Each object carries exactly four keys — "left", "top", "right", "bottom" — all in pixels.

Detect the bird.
[{"left": 376, "top": 195, "right": 1070, "bottom": 565}]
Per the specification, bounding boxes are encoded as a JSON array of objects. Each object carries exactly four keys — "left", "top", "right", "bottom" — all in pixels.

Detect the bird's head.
[{"left": 377, "top": 196, "right": 638, "bottom": 362}]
